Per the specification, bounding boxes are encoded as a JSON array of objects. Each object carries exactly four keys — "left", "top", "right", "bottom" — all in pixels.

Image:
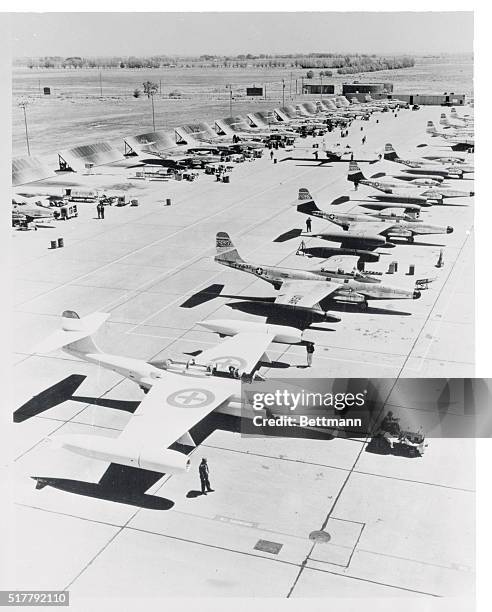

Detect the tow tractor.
[{"left": 368, "top": 411, "right": 427, "bottom": 457}]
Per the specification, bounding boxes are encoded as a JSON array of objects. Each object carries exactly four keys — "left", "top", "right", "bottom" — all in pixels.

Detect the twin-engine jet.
[
  {"left": 26, "top": 310, "right": 310, "bottom": 476},
  {"left": 296, "top": 195, "right": 453, "bottom": 244},
  {"left": 383, "top": 143, "right": 474, "bottom": 177},
  {"left": 348, "top": 161, "right": 474, "bottom": 205},
  {"left": 216, "top": 232, "right": 420, "bottom": 312},
  {"left": 439, "top": 112, "right": 474, "bottom": 131},
  {"left": 426, "top": 121, "right": 475, "bottom": 150}
]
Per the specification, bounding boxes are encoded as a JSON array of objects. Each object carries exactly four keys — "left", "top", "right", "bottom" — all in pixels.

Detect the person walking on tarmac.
[
  {"left": 199, "top": 458, "right": 213, "bottom": 495},
  {"left": 270, "top": 149, "right": 274, "bottom": 161},
  {"left": 96, "top": 201, "right": 103, "bottom": 219},
  {"left": 306, "top": 217, "right": 312, "bottom": 233},
  {"left": 306, "top": 342, "right": 315, "bottom": 367}
]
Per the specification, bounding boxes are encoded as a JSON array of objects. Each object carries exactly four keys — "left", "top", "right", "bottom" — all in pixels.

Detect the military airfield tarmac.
[{"left": 8, "top": 105, "right": 475, "bottom": 603}]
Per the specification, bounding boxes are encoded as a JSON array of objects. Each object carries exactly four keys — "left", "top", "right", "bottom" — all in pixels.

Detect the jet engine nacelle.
[
  {"left": 55, "top": 435, "right": 191, "bottom": 474},
  {"left": 316, "top": 231, "right": 387, "bottom": 248},
  {"left": 334, "top": 290, "right": 366, "bottom": 303}
]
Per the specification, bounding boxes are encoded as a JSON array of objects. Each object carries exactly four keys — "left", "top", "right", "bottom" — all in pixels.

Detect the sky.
[{"left": 9, "top": 11, "right": 474, "bottom": 57}]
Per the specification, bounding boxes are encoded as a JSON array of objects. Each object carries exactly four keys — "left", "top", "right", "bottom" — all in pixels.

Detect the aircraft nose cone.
[
  {"left": 413, "top": 290, "right": 421, "bottom": 300},
  {"left": 447, "top": 226, "right": 454, "bottom": 234}
]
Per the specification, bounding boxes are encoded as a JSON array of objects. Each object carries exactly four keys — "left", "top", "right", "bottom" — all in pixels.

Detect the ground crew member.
[
  {"left": 306, "top": 342, "right": 315, "bottom": 367},
  {"left": 199, "top": 458, "right": 213, "bottom": 495},
  {"left": 99, "top": 201, "right": 105, "bottom": 219},
  {"left": 270, "top": 149, "right": 274, "bottom": 160},
  {"left": 314, "top": 150, "right": 318, "bottom": 160},
  {"left": 96, "top": 201, "right": 103, "bottom": 219},
  {"left": 362, "top": 136, "right": 366, "bottom": 145},
  {"left": 380, "top": 411, "right": 401, "bottom": 448},
  {"left": 306, "top": 217, "right": 312, "bottom": 233},
  {"left": 350, "top": 152, "right": 354, "bottom": 161}
]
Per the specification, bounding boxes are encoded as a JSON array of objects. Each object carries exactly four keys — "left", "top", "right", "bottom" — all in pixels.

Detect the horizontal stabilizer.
[{"left": 33, "top": 312, "right": 110, "bottom": 354}]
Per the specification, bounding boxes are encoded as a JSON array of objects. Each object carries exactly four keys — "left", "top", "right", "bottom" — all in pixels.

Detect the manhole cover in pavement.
[
  {"left": 254, "top": 539, "right": 283, "bottom": 555},
  {"left": 309, "top": 530, "right": 331, "bottom": 543}
]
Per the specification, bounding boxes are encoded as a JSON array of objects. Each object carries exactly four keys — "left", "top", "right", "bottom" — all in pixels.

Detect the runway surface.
[{"left": 9, "top": 106, "right": 475, "bottom": 604}]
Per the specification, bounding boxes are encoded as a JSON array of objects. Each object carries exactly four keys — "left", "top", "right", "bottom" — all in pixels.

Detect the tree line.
[{"left": 14, "top": 53, "right": 415, "bottom": 71}]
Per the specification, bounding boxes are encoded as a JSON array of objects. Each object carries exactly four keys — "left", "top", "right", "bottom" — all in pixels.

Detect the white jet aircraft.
[{"left": 31, "top": 310, "right": 307, "bottom": 475}]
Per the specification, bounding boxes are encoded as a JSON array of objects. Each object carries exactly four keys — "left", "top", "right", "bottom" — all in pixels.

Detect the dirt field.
[{"left": 12, "top": 56, "right": 473, "bottom": 157}]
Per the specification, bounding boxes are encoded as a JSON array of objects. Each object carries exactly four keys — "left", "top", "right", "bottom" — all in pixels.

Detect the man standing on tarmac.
[
  {"left": 306, "top": 217, "right": 312, "bottom": 233},
  {"left": 199, "top": 458, "right": 213, "bottom": 495},
  {"left": 306, "top": 342, "right": 315, "bottom": 367}
]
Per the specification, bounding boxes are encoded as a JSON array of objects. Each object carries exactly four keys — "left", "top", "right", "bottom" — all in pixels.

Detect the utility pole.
[
  {"left": 289, "top": 72, "right": 292, "bottom": 100},
  {"left": 19, "top": 101, "right": 30, "bottom": 156},
  {"left": 151, "top": 94, "right": 155, "bottom": 131},
  {"left": 282, "top": 79, "right": 285, "bottom": 107},
  {"left": 320, "top": 73, "right": 323, "bottom": 99},
  {"left": 301, "top": 76, "right": 304, "bottom": 96},
  {"left": 226, "top": 84, "right": 233, "bottom": 116},
  {"left": 99, "top": 71, "right": 103, "bottom": 97}
]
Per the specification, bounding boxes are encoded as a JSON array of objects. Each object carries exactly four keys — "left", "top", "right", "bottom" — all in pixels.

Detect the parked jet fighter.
[
  {"left": 426, "top": 121, "right": 474, "bottom": 151},
  {"left": 216, "top": 232, "right": 420, "bottom": 310},
  {"left": 28, "top": 310, "right": 309, "bottom": 475},
  {"left": 348, "top": 161, "right": 474, "bottom": 204},
  {"left": 383, "top": 143, "right": 473, "bottom": 177},
  {"left": 296, "top": 199, "right": 453, "bottom": 243}
]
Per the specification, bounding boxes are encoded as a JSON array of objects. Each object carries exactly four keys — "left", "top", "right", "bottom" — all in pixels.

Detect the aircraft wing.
[
  {"left": 197, "top": 331, "right": 275, "bottom": 374},
  {"left": 345, "top": 221, "right": 390, "bottom": 236},
  {"left": 118, "top": 371, "right": 238, "bottom": 448},
  {"left": 316, "top": 254, "right": 359, "bottom": 272},
  {"left": 275, "top": 280, "right": 340, "bottom": 308}
]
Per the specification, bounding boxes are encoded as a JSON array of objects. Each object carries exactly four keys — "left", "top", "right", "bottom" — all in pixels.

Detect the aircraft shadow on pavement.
[
  {"left": 32, "top": 465, "right": 175, "bottom": 510},
  {"left": 180, "top": 284, "right": 226, "bottom": 308},
  {"left": 274, "top": 228, "right": 302, "bottom": 243},
  {"left": 13, "top": 375, "right": 87, "bottom": 422},
  {"left": 395, "top": 240, "right": 446, "bottom": 247},
  {"left": 326, "top": 302, "right": 411, "bottom": 316},
  {"left": 225, "top": 300, "right": 339, "bottom": 328}
]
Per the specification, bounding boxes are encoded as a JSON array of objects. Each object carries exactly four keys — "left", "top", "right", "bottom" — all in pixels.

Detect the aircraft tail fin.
[
  {"left": 297, "top": 200, "right": 322, "bottom": 217},
  {"left": 298, "top": 187, "right": 313, "bottom": 202},
  {"left": 215, "top": 232, "right": 245, "bottom": 265},
  {"left": 384, "top": 143, "right": 399, "bottom": 161},
  {"left": 33, "top": 311, "right": 109, "bottom": 355},
  {"left": 348, "top": 161, "right": 365, "bottom": 183},
  {"left": 426, "top": 121, "right": 437, "bottom": 135},
  {"left": 439, "top": 113, "right": 449, "bottom": 126}
]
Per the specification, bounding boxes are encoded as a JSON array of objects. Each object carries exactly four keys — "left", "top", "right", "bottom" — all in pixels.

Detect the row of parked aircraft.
[{"left": 16, "top": 104, "right": 474, "bottom": 495}]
